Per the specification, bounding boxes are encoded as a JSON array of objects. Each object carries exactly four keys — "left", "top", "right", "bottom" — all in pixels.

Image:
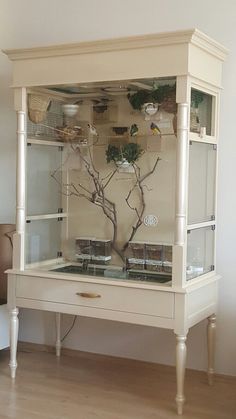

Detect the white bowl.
[{"left": 62, "top": 104, "right": 79, "bottom": 117}]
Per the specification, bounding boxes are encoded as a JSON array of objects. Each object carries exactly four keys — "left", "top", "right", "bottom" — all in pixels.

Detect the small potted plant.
[
  {"left": 106, "top": 143, "right": 143, "bottom": 170},
  {"left": 127, "top": 84, "right": 176, "bottom": 113}
]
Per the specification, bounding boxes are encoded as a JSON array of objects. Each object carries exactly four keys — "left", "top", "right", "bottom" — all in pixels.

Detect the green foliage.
[
  {"left": 106, "top": 143, "right": 143, "bottom": 164},
  {"left": 106, "top": 144, "right": 121, "bottom": 163},
  {"left": 123, "top": 143, "right": 143, "bottom": 163},
  {"left": 127, "top": 90, "right": 150, "bottom": 110},
  {"left": 127, "top": 84, "right": 176, "bottom": 110},
  {"left": 191, "top": 89, "right": 204, "bottom": 108}
]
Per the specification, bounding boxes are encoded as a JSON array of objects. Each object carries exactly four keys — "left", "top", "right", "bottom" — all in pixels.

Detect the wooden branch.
[
  {"left": 69, "top": 146, "right": 124, "bottom": 262},
  {"left": 123, "top": 156, "right": 160, "bottom": 252},
  {"left": 102, "top": 168, "right": 118, "bottom": 189}
]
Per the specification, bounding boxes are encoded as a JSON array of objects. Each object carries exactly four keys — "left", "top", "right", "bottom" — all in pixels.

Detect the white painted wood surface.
[
  {"left": 9, "top": 307, "right": 19, "bottom": 379},
  {"left": 55, "top": 312, "right": 61, "bottom": 357},
  {"left": 176, "top": 334, "right": 187, "bottom": 415},
  {"left": 15, "top": 274, "right": 175, "bottom": 319},
  {"left": 207, "top": 314, "right": 216, "bottom": 385}
]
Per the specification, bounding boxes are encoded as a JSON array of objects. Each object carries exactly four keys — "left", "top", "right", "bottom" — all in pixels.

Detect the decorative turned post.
[
  {"left": 207, "top": 314, "right": 216, "bottom": 385},
  {"left": 175, "top": 102, "right": 188, "bottom": 247},
  {"left": 9, "top": 88, "right": 27, "bottom": 379},
  {"left": 13, "top": 88, "right": 27, "bottom": 270},
  {"left": 55, "top": 312, "right": 62, "bottom": 357},
  {"left": 176, "top": 335, "right": 187, "bottom": 415},
  {"left": 9, "top": 308, "right": 19, "bottom": 379}
]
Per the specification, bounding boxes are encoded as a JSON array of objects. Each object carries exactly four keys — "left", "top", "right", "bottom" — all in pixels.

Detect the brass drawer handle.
[{"left": 76, "top": 292, "right": 101, "bottom": 299}]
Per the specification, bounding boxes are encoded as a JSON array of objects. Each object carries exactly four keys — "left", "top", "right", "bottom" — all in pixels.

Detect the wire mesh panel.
[{"left": 27, "top": 100, "right": 64, "bottom": 140}]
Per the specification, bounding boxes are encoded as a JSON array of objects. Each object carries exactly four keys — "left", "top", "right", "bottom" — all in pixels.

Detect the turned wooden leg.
[
  {"left": 9, "top": 308, "right": 19, "bottom": 379},
  {"left": 55, "top": 312, "right": 61, "bottom": 357},
  {"left": 175, "top": 334, "right": 187, "bottom": 415},
  {"left": 207, "top": 314, "right": 216, "bottom": 385}
]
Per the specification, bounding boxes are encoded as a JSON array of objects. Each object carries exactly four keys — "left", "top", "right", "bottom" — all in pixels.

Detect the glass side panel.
[
  {"left": 186, "top": 226, "right": 214, "bottom": 280},
  {"left": 27, "top": 144, "right": 62, "bottom": 215},
  {"left": 188, "top": 142, "right": 216, "bottom": 224},
  {"left": 190, "top": 89, "right": 214, "bottom": 136},
  {"left": 25, "top": 218, "right": 63, "bottom": 264}
]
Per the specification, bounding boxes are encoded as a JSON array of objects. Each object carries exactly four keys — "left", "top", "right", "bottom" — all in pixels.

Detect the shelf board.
[
  {"left": 189, "top": 133, "right": 217, "bottom": 145},
  {"left": 27, "top": 138, "right": 93, "bottom": 148},
  {"left": 27, "top": 133, "right": 176, "bottom": 147},
  {"left": 26, "top": 213, "right": 68, "bottom": 221},
  {"left": 187, "top": 220, "right": 215, "bottom": 231},
  {"left": 27, "top": 138, "right": 64, "bottom": 147}
]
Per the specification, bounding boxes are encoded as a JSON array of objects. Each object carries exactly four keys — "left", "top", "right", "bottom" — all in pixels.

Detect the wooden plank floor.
[{"left": 0, "top": 347, "right": 235, "bottom": 419}]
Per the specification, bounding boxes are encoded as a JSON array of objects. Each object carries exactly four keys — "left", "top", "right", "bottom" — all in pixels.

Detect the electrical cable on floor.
[{"left": 61, "top": 315, "right": 77, "bottom": 342}]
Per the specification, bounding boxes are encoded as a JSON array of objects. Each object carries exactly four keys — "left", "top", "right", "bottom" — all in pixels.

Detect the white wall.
[{"left": 1, "top": 0, "right": 236, "bottom": 376}]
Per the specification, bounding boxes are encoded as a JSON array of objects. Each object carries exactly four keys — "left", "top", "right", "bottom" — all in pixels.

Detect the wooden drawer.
[{"left": 16, "top": 275, "right": 174, "bottom": 319}]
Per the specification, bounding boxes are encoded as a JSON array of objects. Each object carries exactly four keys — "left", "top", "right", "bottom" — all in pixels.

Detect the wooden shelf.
[
  {"left": 26, "top": 213, "right": 68, "bottom": 221},
  {"left": 27, "top": 138, "right": 64, "bottom": 147}
]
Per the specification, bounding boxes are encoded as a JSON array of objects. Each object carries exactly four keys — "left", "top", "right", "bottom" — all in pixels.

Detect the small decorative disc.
[{"left": 143, "top": 214, "right": 159, "bottom": 227}]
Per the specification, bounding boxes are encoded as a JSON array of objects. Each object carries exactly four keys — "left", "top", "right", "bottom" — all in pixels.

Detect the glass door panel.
[
  {"left": 27, "top": 144, "right": 62, "bottom": 215},
  {"left": 186, "top": 226, "right": 214, "bottom": 280},
  {"left": 188, "top": 142, "right": 216, "bottom": 224},
  {"left": 25, "top": 218, "right": 63, "bottom": 264}
]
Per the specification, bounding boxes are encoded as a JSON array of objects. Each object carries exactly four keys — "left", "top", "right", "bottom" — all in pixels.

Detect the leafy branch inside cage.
[
  {"left": 127, "top": 84, "right": 176, "bottom": 110},
  {"left": 106, "top": 143, "right": 143, "bottom": 164}
]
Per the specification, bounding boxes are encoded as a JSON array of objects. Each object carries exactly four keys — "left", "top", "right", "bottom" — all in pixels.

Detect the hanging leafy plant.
[
  {"left": 127, "top": 90, "right": 150, "bottom": 110},
  {"left": 127, "top": 84, "right": 176, "bottom": 111},
  {"left": 106, "top": 143, "right": 143, "bottom": 164}
]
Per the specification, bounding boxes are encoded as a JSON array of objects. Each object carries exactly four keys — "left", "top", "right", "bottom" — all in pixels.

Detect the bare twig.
[{"left": 122, "top": 157, "right": 161, "bottom": 252}]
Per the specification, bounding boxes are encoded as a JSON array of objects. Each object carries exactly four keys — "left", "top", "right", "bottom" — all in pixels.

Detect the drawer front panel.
[{"left": 16, "top": 275, "right": 174, "bottom": 318}]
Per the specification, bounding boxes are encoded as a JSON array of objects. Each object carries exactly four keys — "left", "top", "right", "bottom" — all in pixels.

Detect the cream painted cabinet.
[{"left": 3, "top": 29, "right": 227, "bottom": 415}]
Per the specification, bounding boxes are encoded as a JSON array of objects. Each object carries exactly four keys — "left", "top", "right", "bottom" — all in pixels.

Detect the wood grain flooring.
[{"left": 0, "top": 346, "right": 235, "bottom": 419}]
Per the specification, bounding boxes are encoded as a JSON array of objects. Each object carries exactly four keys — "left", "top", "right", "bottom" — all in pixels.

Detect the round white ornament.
[{"left": 143, "top": 214, "right": 159, "bottom": 227}]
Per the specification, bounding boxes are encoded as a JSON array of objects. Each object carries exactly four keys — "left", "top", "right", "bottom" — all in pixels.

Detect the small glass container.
[
  {"left": 127, "top": 258, "right": 145, "bottom": 271},
  {"left": 91, "top": 239, "right": 111, "bottom": 263},
  {"left": 145, "top": 260, "right": 163, "bottom": 272},
  {"left": 145, "top": 244, "right": 163, "bottom": 261},
  {"left": 127, "top": 242, "right": 145, "bottom": 260},
  {"left": 163, "top": 245, "right": 172, "bottom": 262},
  {"left": 163, "top": 261, "right": 172, "bottom": 273},
  {"left": 75, "top": 237, "right": 92, "bottom": 256}
]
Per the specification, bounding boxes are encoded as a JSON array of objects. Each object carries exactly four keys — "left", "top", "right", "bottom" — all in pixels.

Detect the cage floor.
[{"left": 51, "top": 264, "right": 171, "bottom": 283}]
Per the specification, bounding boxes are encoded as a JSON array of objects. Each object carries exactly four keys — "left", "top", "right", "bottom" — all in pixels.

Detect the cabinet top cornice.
[{"left": 3, "top": 29, "right": 228, "bottom": 62}]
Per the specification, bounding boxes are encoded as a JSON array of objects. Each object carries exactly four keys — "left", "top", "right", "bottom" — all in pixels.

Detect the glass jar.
[{"left": 145, "top": 244, "right": 163, "bottom": 261}]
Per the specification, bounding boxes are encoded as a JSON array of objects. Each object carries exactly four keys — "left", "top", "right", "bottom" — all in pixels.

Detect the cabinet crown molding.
[{"left": 3, "top": 29, "right": 228, "bottom": 62}]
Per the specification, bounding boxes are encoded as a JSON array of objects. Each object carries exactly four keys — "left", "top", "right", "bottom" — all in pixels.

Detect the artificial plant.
[
  {"left": 106, "top": 143, "right": 143, "bottom": 164},
  {"left": 127, "top": 83, "right": 176, "bottom": 111}
]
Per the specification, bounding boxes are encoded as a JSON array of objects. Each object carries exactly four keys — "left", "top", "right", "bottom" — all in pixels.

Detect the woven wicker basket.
[{"left": 28, "top": 94, "right": 51, "bottom": 124}]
